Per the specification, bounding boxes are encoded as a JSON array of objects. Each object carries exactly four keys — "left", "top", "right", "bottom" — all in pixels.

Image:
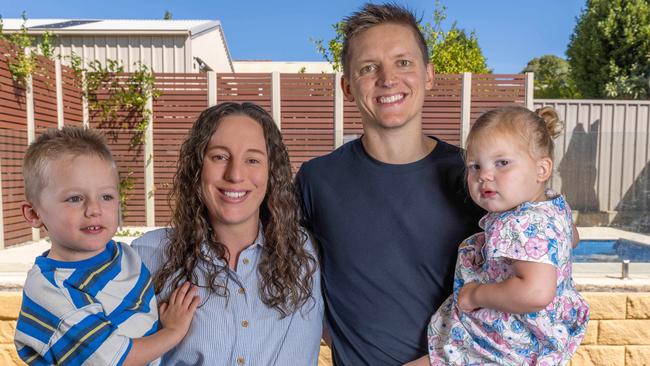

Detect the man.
[{"left": 295, "top": 3, "right": 484, "bottom": 365}]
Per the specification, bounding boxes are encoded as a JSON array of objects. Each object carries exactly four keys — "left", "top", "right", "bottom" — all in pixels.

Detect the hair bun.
[{"left": 535, "top": 106, "right": 563, "bottom": 139}]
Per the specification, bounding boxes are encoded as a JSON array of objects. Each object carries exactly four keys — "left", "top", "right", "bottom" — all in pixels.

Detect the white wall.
[
  {"left": 49, "top": 34, "right": 191, "bottom": 72},
  {"left": 191, "top": 28, "right": 233, "bottom": 72}
]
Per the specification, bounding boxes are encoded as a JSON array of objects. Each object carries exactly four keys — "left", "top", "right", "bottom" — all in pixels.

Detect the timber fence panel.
[
  {"left": 217, "top": 73, "right": 272, "bottom": 113},
  {"left": 280, "top": 73, "right": 335, "bottom": 173},
  {"left": 32, "top": 55, "right": 58, "bottom": 137},
  {"left": 535, "top": 99, "right": 650, "bottom": 231},
  {"left": 152, "top": 73, "right": 208, "bottom": 225},
  {"left": 425, "top": 74, "right": 463, "bottom": 146},
  {"left": 60, "top": 64, "right": 84, "bottom": 127},
  {"left": 471, "top": 74, "right": 526, "bottom": 119},
  {"left": 88, "top": 73, "right": 147, "bottom": 226},
  {"left": 0, "top": 40, "right": 31, "bottom": 247}
]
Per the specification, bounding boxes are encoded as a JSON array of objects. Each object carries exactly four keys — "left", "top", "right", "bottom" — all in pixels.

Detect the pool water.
[{"left": 573, "top": 239, "right": 650, "bottom": 262}]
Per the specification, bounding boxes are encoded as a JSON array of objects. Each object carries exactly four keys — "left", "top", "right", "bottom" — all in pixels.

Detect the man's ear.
[
  {"left": 536, "top": 157, "right": 553, "bottom": 183},
  {"left": 341, "top": 75, "right": 354, "bottom": 102},
  {"left": 425, "top": 63, "right": 434, "bottom": 90},
  {"left": 22, "top": 202, "right": 44, "bottom": 229}
]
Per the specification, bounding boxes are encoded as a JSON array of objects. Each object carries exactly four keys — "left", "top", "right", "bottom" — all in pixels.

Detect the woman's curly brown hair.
[{"left": 154, "top": 102, "right": 317, "bottom": 317}]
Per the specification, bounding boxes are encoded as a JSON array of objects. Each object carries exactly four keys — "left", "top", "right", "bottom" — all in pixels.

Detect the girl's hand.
[
  {"left": 159, "top": 282, "right": 200, "bottom": 343},
  {"left": 457, "top": 282, "right": 481, "bottom": 313}
]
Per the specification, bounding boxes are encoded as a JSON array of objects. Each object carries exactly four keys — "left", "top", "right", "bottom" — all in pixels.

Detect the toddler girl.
[{"left": 412, "top": 106, "right": 589, "bottom": 365}]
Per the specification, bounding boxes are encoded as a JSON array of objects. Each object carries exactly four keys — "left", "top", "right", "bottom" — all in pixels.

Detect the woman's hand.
[
  {"left": 457, "top": 282, "right": 481, "bottom": 313},
  {"left": 159, "top": 282, "right": 200, "bottom": 343}
]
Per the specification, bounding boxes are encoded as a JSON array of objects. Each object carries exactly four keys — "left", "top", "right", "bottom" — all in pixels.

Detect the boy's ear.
[
  {"left": 536, "top": 157, "right": 553, "bottom": 183},
  {"left": 22, "top": 202, "right": 44, "bottom": 229}
]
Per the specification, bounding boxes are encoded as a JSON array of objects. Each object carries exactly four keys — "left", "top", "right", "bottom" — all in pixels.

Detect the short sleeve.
[
  {"left": 484, "top": 206, "right": 561, "bottom": 267},
  {"left": 15, "top": 302, "right": 131, "bottom": 365}
]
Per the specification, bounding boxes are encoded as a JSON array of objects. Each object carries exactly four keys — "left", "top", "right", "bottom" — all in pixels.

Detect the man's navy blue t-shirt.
[{"left": 295, "top": 137, "right": 484, "bottom": 366}]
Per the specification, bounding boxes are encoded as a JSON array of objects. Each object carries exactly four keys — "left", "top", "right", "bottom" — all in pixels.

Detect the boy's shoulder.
[
  {"left": 21, "top": 264, "right": 79, "bottom": 319},
  {"left": 21, "top": 241, "right": 146, "bottom": 313}
]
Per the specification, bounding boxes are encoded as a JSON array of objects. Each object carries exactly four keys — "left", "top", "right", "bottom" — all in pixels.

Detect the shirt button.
[
  {"left": 241, "top": 320, "right": 249, "bottom": 328},
  {"left": 237, "top": 357, "right": 245, "bottom": 364},
  {"left": 238, "top": 287, "right": 245, "bottom": 294},
  {"left": 242, "top": 258, "right": 250, "bottom": 264}
]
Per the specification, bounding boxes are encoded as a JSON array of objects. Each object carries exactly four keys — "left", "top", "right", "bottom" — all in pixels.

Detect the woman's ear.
[
  {"left": 22, "top": 202, "right": 44, "bottom": 229},
  {"left": 536, "top": 157, "right": 553, "bottom": 183}
]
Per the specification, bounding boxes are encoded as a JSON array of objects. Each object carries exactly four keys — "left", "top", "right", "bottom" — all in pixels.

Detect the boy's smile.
[{"left": 23, "top": 154, "right": 119, "bottom": 262}]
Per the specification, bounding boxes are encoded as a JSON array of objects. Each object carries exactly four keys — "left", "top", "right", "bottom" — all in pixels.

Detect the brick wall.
[{"left": 1, "top": 291, "right": 649, "bottom": 365}]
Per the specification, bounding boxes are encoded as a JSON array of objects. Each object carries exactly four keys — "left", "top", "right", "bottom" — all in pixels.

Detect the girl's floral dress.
[{"left": 427, "top": 195, "right": 589, "bottom": 366}]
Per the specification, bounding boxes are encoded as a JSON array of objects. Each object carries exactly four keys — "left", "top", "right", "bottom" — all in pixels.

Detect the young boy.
[{"left": 14, "top": 127, "right": 199, "bottom": 366}]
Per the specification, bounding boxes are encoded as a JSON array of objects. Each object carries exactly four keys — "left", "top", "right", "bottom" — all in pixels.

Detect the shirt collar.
[
  {"left": 253, "top": 224, "right": 265, "bottom": 248},
  {"left": 200, "top": 223, "right": 265, "bottom": 256}
]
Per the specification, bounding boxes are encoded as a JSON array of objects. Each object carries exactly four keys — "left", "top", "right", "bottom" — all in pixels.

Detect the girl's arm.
[
  {"left": 123, "top": 282, "right": 200, "bottom": 366},
  {"left": 457, "top": 260, "right": 556, "bottom": 314}
]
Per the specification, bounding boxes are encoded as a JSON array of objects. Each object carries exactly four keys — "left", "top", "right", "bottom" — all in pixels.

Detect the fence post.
[
  {"left": 207, "top": 71, "right": 217, "bottom": 107},
  {"left": 460, "top": 72, "right": 472, "bottom": 148},
  {"left": 525, "top": 72, "right": 534, "bottom": 110},
  {"left": 144, "top": 95, "right": 155, "bottom": 227},
  {"left": 25, "top": 57, "right": 40, "bottom": 241},
  {"left": 272, "top": 71, "right": 281, "bottom": 130},
  {"left": 55, "top": 59, "right": 64, "bottom": 129},
  {"left": 0, "top": 158, "right": 4, "bottom": 249},
  {"left": 82, "top": 70, "right": 89, "bottom": 128},
  {"left": 334, "top": 72, "right": 344, "bottom": 148}
]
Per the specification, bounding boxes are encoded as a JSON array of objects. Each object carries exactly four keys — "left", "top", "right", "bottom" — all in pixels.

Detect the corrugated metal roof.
[{"left": 2, "top": 19, "right": 220, "bottom": 35}]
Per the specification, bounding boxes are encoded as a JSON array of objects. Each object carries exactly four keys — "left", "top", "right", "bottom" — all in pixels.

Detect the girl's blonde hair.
[{"left": 466, "top": 106, "right": 563, "bottom": 160}]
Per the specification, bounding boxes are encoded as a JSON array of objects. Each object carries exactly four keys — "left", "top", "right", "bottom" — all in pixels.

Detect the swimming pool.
[{"left": 574, "top": 239, "right": 650, "bottom": 262}]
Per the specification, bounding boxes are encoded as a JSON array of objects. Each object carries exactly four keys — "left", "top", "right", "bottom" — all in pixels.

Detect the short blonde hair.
[{"left": 23, "top": 127, "right": 116, "bottom": 202}]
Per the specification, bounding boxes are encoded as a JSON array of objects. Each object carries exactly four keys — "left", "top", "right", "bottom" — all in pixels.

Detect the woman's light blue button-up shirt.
[{"left": 132, "top": 228, "right": 323, "bottom": 366}]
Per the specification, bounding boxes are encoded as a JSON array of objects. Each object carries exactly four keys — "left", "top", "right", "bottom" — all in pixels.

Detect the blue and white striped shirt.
[
  {"left": 14, "top": 241, "right": 159, "bottom": 366},
  {"left": 132, "top": 227, "right": 323, "bottom": 366}
]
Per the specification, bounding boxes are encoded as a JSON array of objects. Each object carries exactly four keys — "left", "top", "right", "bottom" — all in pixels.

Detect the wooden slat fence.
[
  {"left": 217, "top": 73, "right": 272, "bottom": 111},
  {"left": 425, "top": 74, "right": 463, "bottom": 145},
  {"left": 471, "top": 74, "right": 526, "bottom": 120},
  {"left": 88, "top": 73, "right": 147, "bottom": 226},
  {"left": 152, "top": 73, "right": 208, "bottom": 225},
  {"left": 281, "top": 73, "right": 335, "bottom": 172},
  {"left": 60, "top": 65, "right": 84, "bottom": 127},
  {"left": 0, "top": 40, "right": 31, "bottom": 247}
]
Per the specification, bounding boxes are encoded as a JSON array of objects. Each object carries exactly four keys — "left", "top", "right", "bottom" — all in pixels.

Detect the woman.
[{"left": 133, "top": 102, "right": 323, "bottom": 365}]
